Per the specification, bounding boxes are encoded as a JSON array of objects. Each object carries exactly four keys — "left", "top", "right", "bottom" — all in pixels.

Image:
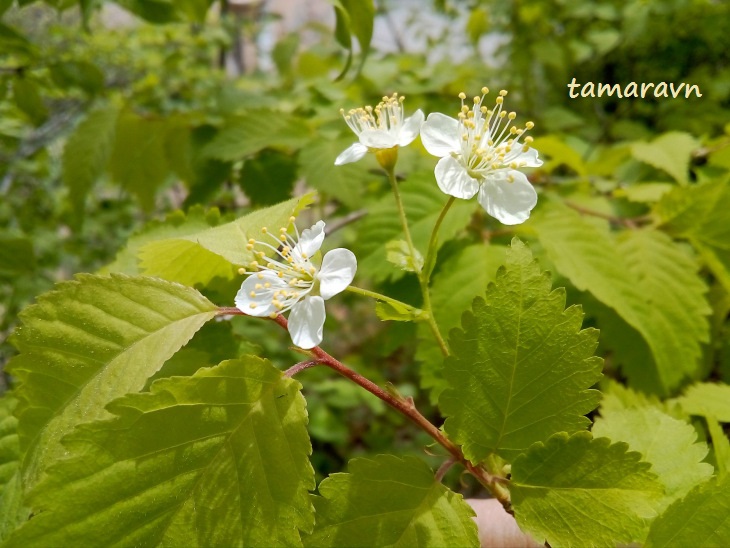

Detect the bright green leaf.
[
  {"left": 533, "top": 135, "right": 587, "bottom": 176},
  {"left": 304, "top": 454, "right": 477, "bottom": 547},
  {"left": 374, "top": 300, "right": 419, "bottom": 322},
  {"left": 532, "top": 203, "right": 710, "bottom": 395},
  {"left": 511, "top": 432, "right": 662, "bottom": 548},
  {"left": 0, "top": 394, "right": 26, "bottom": 542},
  {"left": 440, "top": 239, "right": 602, "bottom": 462},
  {"left": 417, "top": 244, "right": 506, "bottom": 403},
  {"left": 386, "top": 239, "right": 424, "bottom": 273},
  {"left": 4, "top": 357, "right": 315, "bottom": 547},
  {"left": 677, "top": 382, "right": 730, "bottom": 422},
  {"left": 645, "top": 477, "right": 730, "bottom": 547},
  {"left": 62, "top": 105, "right": 119, "bottom": 215},
  {"left": 137, "top": 194, "right": 313, "bottom": 286},
  {"left": 593, "top": 406, "right": 713, "bottom": 511},
  {"left": 707, "top": 417, "right": 730, "bottom": 480},
  {"left": 631, "top": 132, "right": 699, "bottom": 184},
  {"left": 6, "top": 274, "right": 218, "bottom": 487}
]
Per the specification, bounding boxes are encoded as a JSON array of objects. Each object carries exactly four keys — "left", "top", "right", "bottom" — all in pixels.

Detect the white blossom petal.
[
  {"left": 234, "top": 272, "right": 287, "bottom": 317},
  {"left": 359, "top": 129, "right": 397, "bottom": 149},
  {"left": 397, "top": 109, "right": 425, "bottom": 147},
  {"left": 288, "top": 296, "right": 326, "bottom": 349},
  {"left": 435, "top": 156, "right": 480, "bottom": 199},
  {"left": 477, "top": 171, "right": 538, "bottom": 225},
  {"left": 512, "top": 147, "right": 543, "bottom": 168},
  {"left": 295, "top": 221, "right": 326, "bottom": 260},
  {"left": 420, "top": 112, "right": 460, "bottom": 157},
  {"left": 335, "top": 143, "right": 368, "bottom": 166},
  {"left": 318, "top": 248, "right": 357, "bottom": 300}
]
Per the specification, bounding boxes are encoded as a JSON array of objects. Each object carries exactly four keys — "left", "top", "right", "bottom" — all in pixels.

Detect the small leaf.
[
  {"left": 304, "top": 454, "right": 478, "bottom": 547},
  {"left": 374, "top": 301, "right": 419, "bottom": 322},
  {"left": 440, "top": 239, "right": 603, "bottom": 462},
  {"left": 706, "top": 417, "right": 730, "bottom": 480},
  {"left": 0, "top": 394, "right": 26, "bottom": 542},
  {"left": 677, "top": 382, "right": 730, "bottom": 422},
  {"left": 7, "top": 274, "right": 218, "bottom": 488},
  {"left": 593, "top": 406, "right": 713, "bottom": 511},
  {"left": 386, "top": 239, "right": 424, "bottom": 273},
  {"left": 631, "top": 132, "right": 699, "bottom": 184},
  {"left": 4, "top": 358, "right": 315, "bottom": 547},
  {"left": 645, "top": 477, "right": 730, "bottom": 547},
  {"left": 62, "top": 105, "right": 119, "bottom": 215},
  {"left": 511, "top": 432, "right": 663, "bottom": 548}
]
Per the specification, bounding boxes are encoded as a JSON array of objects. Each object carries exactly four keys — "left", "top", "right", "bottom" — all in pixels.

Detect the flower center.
[
  {"left": 454, "top": 88, "right": 535, "bottom": 180},
  {"left": 340, "top": 93, "right": 406, "bottom": 136}
]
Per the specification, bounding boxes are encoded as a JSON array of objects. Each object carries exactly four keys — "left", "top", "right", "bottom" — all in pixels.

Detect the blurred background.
[{"left": 2, "top": 0, "right": 729, "bottom": 488}]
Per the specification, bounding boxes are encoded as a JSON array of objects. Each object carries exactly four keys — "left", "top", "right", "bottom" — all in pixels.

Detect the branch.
[
  {"left": 284, "top": 360, "right": 320, "bottom": 377},
  {"left": 563, "top": 200, "right": 650, "bottom": 229},
  {"left": 324, "top": 209, "right": 367, "bottom": 236}
]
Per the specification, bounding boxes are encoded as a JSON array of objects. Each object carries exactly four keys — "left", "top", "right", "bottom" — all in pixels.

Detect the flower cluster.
[
  {"left": 337, "top": 88, "right": 542, "bottom": 225},
  {"left": 235, "top": 219, "right": 356, "bottom": 349}
]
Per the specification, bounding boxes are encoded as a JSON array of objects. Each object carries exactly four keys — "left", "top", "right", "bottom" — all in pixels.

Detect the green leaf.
[
  {"left": 13, "top": 77, "right": 47, "bottom": 126},
  {"left": 4, "top": 357, "right": 315, "bottom": 547},
  {"left": 49, "top": 61, "right": 104, "bottom": 94},
  {"left": 6, "top": 274, "right": 218, "bottom": 487},
  {"left": 0, "top": 394, "right": 26, "bottom": 542},
  {"left": 534, "top": 135, "right": 587, "bottom": 176},
  {"left": 298, "top": 136, "right": 371, "bottom": 208},
  {"left": 137, "top": 194, "right": 313, "bottom": 286},
  {"left": 645, "top": 477, "right": 730, "bottom": 547},
  {"left": 631, "top": 132, "right": 699, "bottom": 184},
  {"left": 203, "top": 110, "right": 311, "bottom": 162},
  {"left": 417, "top": 244, "right": 506, "bottom": 403},
  {"left": 0, "top": 237, "right": 35, "bottom": 279},
  {"left": 440, "top": 239, "right": 602, "bottom": 463},
  {"left": 532, "top": 203, "right": 710, "bottom": 395},
  {"left": 240, "top": 148, "right": 298, "bottom": 206},
  {"left": 593, "top": 406, "right": 713, "bottom": 511},
  {"left": 328, "top": 0, "right": 374, "bottom": 78},
  {"left": 707, "top": 417, "right": 730, "bottom": 480},
  {"left": 656, "top": 178, "right": 730, "bottom": 294},
  {"left": 109, "top": 109, "right": 172, "bottom": 209},
  {"left": 354, "top": 172, "right": 474, "bottom": 283},
  {"left": 374, "top": 301, "right": 419, "bottom": 322},
  {"left": 511, "top": 432, "right": 662, "bottom": 548},
  {"left": 303, "top": 454, "right": 477, "bottom": 547},
  {"left": 386, "top": 239, "right": 424, "bottom": 273},
  {"left": 677, "top": 382, "right": 730, "bottom": 422},
  {"left": 62, "top": 105, "right": 119, "bottom": 215}
]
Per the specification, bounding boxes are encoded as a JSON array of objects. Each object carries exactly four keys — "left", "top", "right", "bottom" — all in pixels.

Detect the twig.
[
  {"left": 284, "top": 360, "right": 320, "bottom": 377},
  {"left": 216, "top": 307, "right": 513, "bottom": 512},
  {"left": 435, "top": 457, "right": 456, "bottom": 482},
  {"left": 564, "top": 200, "right": 649, "bottom": 229}
]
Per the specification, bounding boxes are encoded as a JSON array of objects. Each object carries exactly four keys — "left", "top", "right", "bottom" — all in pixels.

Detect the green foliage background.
[{"left": 1, "top": 0, "right": 730, "bottom": 546}]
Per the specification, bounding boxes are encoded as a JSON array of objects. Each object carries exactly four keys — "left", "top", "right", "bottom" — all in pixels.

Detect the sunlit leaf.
[
  {"left": 440, "top": 239, "right": 602, "bottom": 462},
  {"left": 631, "top": 132, "right": 699, "bottom": 184},
  {"left": 511, "top": 432, "right": 662, "bottom": 548},
  {"left": 4, "top": 358, "right": 314, "bottom": 547},
  {"left": 677, "top": 382, "right": 730, "bottom": 422},
  {"left": 304, "top": 454, "right": 477, "bottom": 547}
]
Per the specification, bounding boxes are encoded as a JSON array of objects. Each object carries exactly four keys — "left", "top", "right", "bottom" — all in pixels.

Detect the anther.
[
  {"left": 526, "top": 121, "right": 535, "bottom": 129},
  {"left": 458, "top": 92, "right": 466, "bottom": 100},
  {"left": 499, "top": 90, "right": 508, "bottom": 96},
  {"left": 481, "top": 86, "right": 489, "bottom": 94}
]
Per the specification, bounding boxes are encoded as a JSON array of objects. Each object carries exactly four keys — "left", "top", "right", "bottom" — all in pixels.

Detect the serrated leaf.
[
  {"left": 417, "top": 244, "right": 506, "bottom": 403},
  {"left": 631, "top": 132, "right": 699, "bottom": 184},
  {"left": 6, "top": 274, "right": 218, "bottom": 487},
  {"left": 354, "top": 172, "right": 474, "bottom": 283},
  {"left": 203, "top": 109, "right": 311, "bottom": 161},
  {"left": 303, "top": 454, "right": 477, "bottom": 547},
  {"left": 62, "top": 105, "right": 119, "bottom": 215},
  {"left": 374, "top": 301, "right": 419, "bottom": 322},
  {"left": 511, "top": 432, "right": 662, "bottom": 548},
  {"left": 616, "top": 182, "right": 674, "bottom": 203},
  {"left": 386, "top": 239, "right": 424, "bottom": 272},
  {"left": 440, "top": 239, "right": 602, "bottom": 463},
  {"left": 4, "top": 357, "right": 314, "bottom": 547},
  {"left": 137, "top": 194, "right": 313, "bottom": 287},
  {"left": 593, "top": 406, "right": 713, "bottom": 511},
  {"left": 677, "top": 382, "right": 730, "bottom": 422},
  {"left": 645, "top": 477, "right": 730, "bottom": 547},
  {"left": 109, "top": 110, "right": 172, "bottom": 209},
  {"left": 656, "top": 178, "right": 730, "bottom": 294},
  {"left": 0, "top": 394, "right": 26, "bottom": 542},
  {"left": 532, "top": 203, "right": 710, "bottom": 395}
]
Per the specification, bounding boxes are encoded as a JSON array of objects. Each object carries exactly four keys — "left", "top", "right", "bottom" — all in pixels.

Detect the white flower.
[
  {"left": 420, "top": 88, "right": 542, "bottom": 225},
  {"left": 335, "top": 93, "right": 424, "bottom": 166},
  {"left": 234, "top": 219, "right": 357, "bottom": 350}
]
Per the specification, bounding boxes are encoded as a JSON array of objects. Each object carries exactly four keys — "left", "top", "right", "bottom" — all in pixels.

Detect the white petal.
[
  {"left": 318, "top": 248, "right": 357, "bottom": 300},
  {"left": 335, "top": 143, "right": 368, "bottom": 166},
  {"left": 295, "top": 220, "right": 326, "bottom": 260},
  {"left": 512, "top": 147, "right": 543, "bottom": 168},
  {"left": 234, "top": 272, "right": 287, "bottom": 317},
  {"left": 435, "top": 156, "right": 480, "bottom": 199},
  {"left": 397, "top": 109, "right": 425, "bottom": 147},
  {"left": 359, "top": 129, "right": 397, "bottom": 149},
  {"left": 288, "top": 296, "right": 326, "bottom": 349},
  {"left": 420, "top": 112, "right": 460, "bottom": 157},
  {"left": 478, "top": 171, "right": 538, "bottom": 225}
]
